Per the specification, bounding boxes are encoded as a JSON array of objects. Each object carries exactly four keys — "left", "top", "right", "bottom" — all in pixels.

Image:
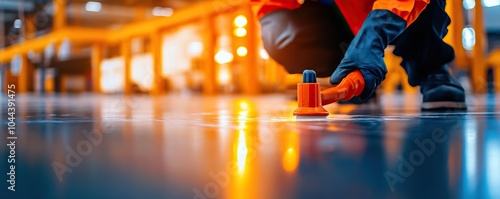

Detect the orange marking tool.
[{"left": 293, "top": 70, "right": 365, "bottom": 117}]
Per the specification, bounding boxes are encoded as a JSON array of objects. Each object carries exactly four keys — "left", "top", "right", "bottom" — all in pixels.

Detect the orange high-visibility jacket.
[{"left": 251, "top": 0, "right": 430, "bottom": 34}]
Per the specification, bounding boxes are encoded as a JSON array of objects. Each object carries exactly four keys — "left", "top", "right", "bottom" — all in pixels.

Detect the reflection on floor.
[{"left": 1, "top": 93, "right": 499, "bottom": 199}]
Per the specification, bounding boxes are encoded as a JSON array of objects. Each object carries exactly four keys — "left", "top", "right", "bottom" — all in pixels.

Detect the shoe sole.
[{"left": 421, "top": 101, "right": 467, "bottom": 110}]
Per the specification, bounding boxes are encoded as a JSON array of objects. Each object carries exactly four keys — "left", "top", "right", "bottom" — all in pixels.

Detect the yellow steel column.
[
  {"left": 122, "top": 39, "right": 132, "bottom": 95},
  {"left": 496, "top": 64, "right": 500, "bottom": 92},
  {"left": 241, "top": 7, "right": 259, "bottom": 95},
  {"left": 487, "top": 50, "right": 500, "bottom": 92},
  {"left": 149, "top": 31, "right": 162, "bottom": 95},
  {"left": 382, "top": 47, "right": 401, "bottom": 93},
  {"left": 25, "top": 15, "right": 36, "bottom": 40},
  {"left": 18, "top": 54, "right": 33, "bottom": 93},
  {"left": 54, "top": 0, "right": 66, "bottom": 30},
  {"left": 471, "top": 0, "right": 487, "bottom": 93},
  {"left": 18, "top": 15, "right": 36, "bottom": 93},
  {"left": 444, "top": 0, "right": 468, "bottom": 69},
  {"left": 274, "top": 60, "right": 288, "bottom": 92},
  {"left": 5, "top": 68, "right": 17, "bottom": 92},
  {"left": 496, "top": 62, "right": 500, "bottom": 92},
  {"left": 71, "top": 3, "right": 83, "bottom": 55},
  {"left": 202, "top": 17, "right": 217, "bottom": 95},
  {"left": 150, "top": 31, "right": 163, "bottom": 95},
  {"left": 91, "top": 44, "right": 103, "bottom": 93}
]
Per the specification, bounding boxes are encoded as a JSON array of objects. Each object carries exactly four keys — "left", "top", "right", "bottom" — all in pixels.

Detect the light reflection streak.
[
  {"left": 236, "top": 129, "right": 248, "bottom": 175},
  {"left": 235, "top": 100, "right": 249, "bottom": 175},
  {"left": 463, "top": 119, "right": 478, "bottom": 198},
  {"left": 486, "top": 130, "right": 500, "bottom": 198}
]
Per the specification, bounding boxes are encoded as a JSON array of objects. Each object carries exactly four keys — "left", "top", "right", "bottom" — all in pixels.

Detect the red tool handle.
[{"left": 321, "top": 70, "right": 365, "bottom": 105}]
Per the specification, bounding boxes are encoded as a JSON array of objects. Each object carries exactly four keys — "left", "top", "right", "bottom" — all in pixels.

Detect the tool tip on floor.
[{"left": 293, "top": 70, "right": 329, "bottom": 117}]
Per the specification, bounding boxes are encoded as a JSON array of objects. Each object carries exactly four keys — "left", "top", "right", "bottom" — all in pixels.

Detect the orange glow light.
[
  {"left": 236, "top": 130, "right": 248, "bottom": 175},
  {"left": 100, "top": 58, "right": 125, "bottom": 93},
  {"left": 236, "top": 46, "right": 248, "bottom": 57},
  {"left": 233, "top": 15, "right": 248, "bottom": 27},
  {"left": 234, "top": 28, "right": 247, "bottom": 37},
  {"left": 218, "top": 66, "right": 231, "bottom": 85},
  {"left": 238, "top": 100, "right": 249, "bottom": 110},
  {"left": 215, "top": 50, "right": 234, "bottom": 64},
  {"left": 282, "top": 147, "right": 299, "bottom": 172},
  {"left": 260, "top": 49, "right": 269, "bottom": 60},
  {"left": 187, "top": 42, "right": 203, "bottom": 58}
]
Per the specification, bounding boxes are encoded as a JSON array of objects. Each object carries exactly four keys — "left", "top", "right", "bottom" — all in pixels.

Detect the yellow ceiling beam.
[
  {"left": 0, "top": 27, "right": 110, "bottom": 62},
  {"left": 106, "top": 0, "right": 248, "bottom": 43},
  {"left": 0, "top": 0, "right": 248, "bottom": 62}
]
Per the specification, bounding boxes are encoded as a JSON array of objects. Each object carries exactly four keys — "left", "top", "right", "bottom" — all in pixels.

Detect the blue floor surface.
[{"left": 1, "top": 93, "right": 499, "bottom": 199}]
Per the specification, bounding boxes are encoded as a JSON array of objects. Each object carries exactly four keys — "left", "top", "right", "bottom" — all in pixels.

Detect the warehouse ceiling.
[
  {"left": 1, "top": 0, "right": 203, "bottom": 46},
  {"left": 64, "top": 0, "right": 203, "bottom": 28},
  {"left": 2, "top": 0, "right": 500, "bottom": 47}
]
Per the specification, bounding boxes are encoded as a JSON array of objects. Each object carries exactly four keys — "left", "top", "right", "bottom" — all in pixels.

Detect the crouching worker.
[{"left": 252, "top": 0, "right": 466, "bottom": 110}]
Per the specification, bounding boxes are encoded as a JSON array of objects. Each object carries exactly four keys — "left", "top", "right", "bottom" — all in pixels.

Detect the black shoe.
[{"left": 420, "top": 71, "right": 467, "bottom": 110}]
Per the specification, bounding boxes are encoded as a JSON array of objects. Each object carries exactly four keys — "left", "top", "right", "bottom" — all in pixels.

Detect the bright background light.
[
  {"left": 131, "top": 54, "right": 154, "bottom": 90},
  {"left": 260, "top": 49, "right": 269, "bottom": 60},
  {"left": 236, "top": 46, "right": 248, "bottom": 57},
  {"left": 463, "top": 0, "right": 476, "bottom": 10},
  {"left": 100, "top": 57, "right": 124, "bottom": 93},
  {"left": 215, "top": 50, "right": 234, "bottom": 64},
  {"left": 464, "top": 0, "right": 500, "bottom": 9},
  {"left": 153, "top": 7, "right": 174, "bottom": 17},
  {"left": 233, "top": 27, "right": 247, "bottom": 37},
  {"left": 483, "top": 0, "right": 500, "bottom": 7},
  {"left": 462, "top": 27, "right": 476, "bottom": 50},
  {"left": 233, "top": 15, "right": 248, "bottom": 27},
  {"left": 187, "top": 42, "right": 203, "bottom": 58},
  {"left": 13, "top": 19, "right": 22, "bottom": 29},
  {"left": 85, "top": 1, "right": 102, "bottom": 12}
]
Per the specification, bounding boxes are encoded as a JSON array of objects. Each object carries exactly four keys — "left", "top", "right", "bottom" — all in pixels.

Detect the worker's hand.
[
  {"left": 322, "top": 70, "right": 365, "bottom": 105},
  {"left": 329, "top": 67, "right": 379, "bottom": 104}
]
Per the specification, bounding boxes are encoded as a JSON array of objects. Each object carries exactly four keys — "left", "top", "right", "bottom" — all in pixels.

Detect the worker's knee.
[{"left": 259, "top": 1, "right": 353, "bottom": 77}]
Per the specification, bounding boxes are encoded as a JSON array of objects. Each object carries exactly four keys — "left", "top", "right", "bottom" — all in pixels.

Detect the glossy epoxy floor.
[{"left": 1, "top": 93, "right": 500, "bottom": 199}]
